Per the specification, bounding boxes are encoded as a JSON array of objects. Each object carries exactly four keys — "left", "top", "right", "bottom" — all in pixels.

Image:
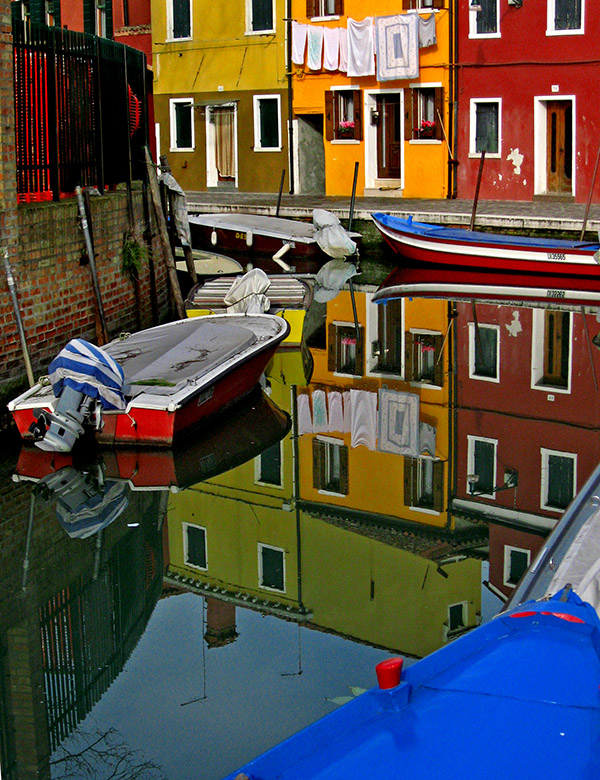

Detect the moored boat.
[
  {"left": 372, "top": 212, "right": 600, "bottom": 276},
  {"left": 372, "top": 263, "right": 600, "bottom": 308},
  {"left": 9, "top": 314, "right": 289, "bottom": 452}
]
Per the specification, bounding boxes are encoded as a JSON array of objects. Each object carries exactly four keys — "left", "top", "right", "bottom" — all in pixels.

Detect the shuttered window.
[
  {"left": 403, "top": 457, "right": 444, "bottom": 511},
  {"left": 554, "top": 0, "right": 582, "bottom": 31},
  {"left": 313, "top": 437, "right": 349, "bottom": 495},
  {"left": 405, "top": 331, "right": 444, "bottom": 386},
  {"left": 475, "top": 101, "right": 499, "bottom": 154},
  {"left": 328, "top": 323, "right": 364, "bottom": 375},
  {"left": 185, "top": 524, "right": 207, "bottom": 569},
  {"left": 542, "top": 310, "right": 570, "bottom": 388},
  {"left": 307, "top": 0, "right": 343, "bottom": 17},
  {"left": 404, "top": 87, "right": 444, "bottom": 141},
  {"left": 325, "top": 90, "right": 362, "bottom": 142}
]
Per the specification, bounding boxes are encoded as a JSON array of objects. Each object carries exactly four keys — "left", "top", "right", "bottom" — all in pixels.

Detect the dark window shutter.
[
  {"left": 434, "top": 87, "right": 444, "bottom": 140},
  {"left": 403, "top": 87, "right": 412, "bottom": 140},
  {"left": 175, "top": 102, "right": 192, "bottom": 148},
  {"left": 404, "top": 331, "right": 414, "bottom": 380},
  {"left": 401, "top": 0, "right": 413, "bottom": 8},
  {"left": 83, "top": 0, "right": 95, "bottom": 34},
  {"left": 333, "top": 0, "right": 343, "bottom": 14},
  {"left": 327, "top": 323, "right": 337, "bottom": 370},
  {"left": 252, "top": 0, "right": 273, "bottom": 31},
  {"left": 339, "top": 445, "right": 349, "bottom": 494},
  {"left": 403, "top": 457, "right": 413, "bottom": 506},
  {"left": 433, "top": 334, "right": 444, "bottom": 386},
  {"left": 103, "top": 0, "right": 113, "bottom": 37},
  {"left": 29, "top": 0, "right": 44, "bottom": 24},
  {"left": 312, "top": 438, "right": 324, "bottom": 489},
  {"left": 325, "top": 91, "right": 334, "bottom": 141},
  {"left": 52, "top": 0, "right": 61, "bottom": 26},
  {"left": 431, "top": 0, "right": 444, "bottom": 8},
  {"left": 306, "top": 0, "right": 317, "bottom": 17},
  {"left": 259, "top": 98, "right": 278, "bottom": 148},
  {"left": 432, "top": 460, "right": 444, "bottom": 512},
  {"left": 352, "top": 90, "right": 362, "bottom": 140}
]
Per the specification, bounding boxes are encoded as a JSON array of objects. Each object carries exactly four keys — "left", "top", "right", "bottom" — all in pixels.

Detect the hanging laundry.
[
  {"left": 350, "top": 389, "right": 377, "bottom": 450},
  {"left": 327, "top": 391, "right": 344, "bottom": 432},
  {"left": 377, "top": 388, "right": 420, "bottom": 457},
  {"left": 419, "top": 421, "right": 437, "bottom": 457},
  {"left": 419, "top": 14, "right": 437, "bottom": 48},
  {"left": 342, "top": 390, "right": 352, "bottom": 432},
  {"left": 347, "top": 17, "right": 375, "bottom": 77},
  {"left": 323, "top": 27, "right": 340, "bottom": 71},
  {"left": 375, "top": 14, "right": 419, "bottom": 82},
  {"left": 307, "top": 25, "right": 325, "bottom": 70},
  {"left": 292, "top": 21, "right": 308, "bottom": 65},
  {"left": 297, "top": 392, "right": 313, "bottom": 435},
  {"left": 312, "top": 388, "right": 328, "bottom": 431},
  {"left": 339, "top": 27, "right": 348, "bottom": 72}
]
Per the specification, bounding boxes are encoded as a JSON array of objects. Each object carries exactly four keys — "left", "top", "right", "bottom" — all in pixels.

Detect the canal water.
[{"left": 1, "top": 248, "right": 595, "bottom": 779}]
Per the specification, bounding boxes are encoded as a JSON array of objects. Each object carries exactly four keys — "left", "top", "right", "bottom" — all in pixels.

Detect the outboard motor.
[{"left": 29, "top": 339, "right": 126, "bottom": 453}]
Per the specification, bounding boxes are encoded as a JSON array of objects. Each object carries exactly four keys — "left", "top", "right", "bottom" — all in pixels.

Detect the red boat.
[
  {"left": 372, "top": 212, "right": 600, "bottom": 277},
  {"left": 373, "top": 264, "right": 600, "bottom": 308},
  {"left": 9, "top": 314, "right": 289, "bottom": 452}
]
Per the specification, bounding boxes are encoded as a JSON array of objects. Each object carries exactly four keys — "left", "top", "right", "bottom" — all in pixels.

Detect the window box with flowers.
[
  {"left": 338, "top": 120, "right": 355, "bottom": 138},
  {"left": 418, "top": 120, "right": 435, "bottom": 139}
]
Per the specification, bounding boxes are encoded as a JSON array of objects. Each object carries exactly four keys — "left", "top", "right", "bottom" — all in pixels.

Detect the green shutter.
[{"left": 83, "top": 0, "right": 95, "bottom": 34}]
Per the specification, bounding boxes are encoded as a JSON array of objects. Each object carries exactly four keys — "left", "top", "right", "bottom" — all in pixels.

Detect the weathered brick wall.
[{"left": 0, "top": 189, "right": 170, "bottom": 394}]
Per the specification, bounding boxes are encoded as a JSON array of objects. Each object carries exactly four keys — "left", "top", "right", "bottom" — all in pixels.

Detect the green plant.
[{"left": 122, "top": 236, "right": 147, "bottom": 278}]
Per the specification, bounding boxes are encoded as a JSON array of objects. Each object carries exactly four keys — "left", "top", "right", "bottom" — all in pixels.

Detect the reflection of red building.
[
  {"left": 61, "top": 0, "right": 151, "bottom": 61},
  {"left": 452, "top": 301, "right": 600, "bottom": 596},
  {"left": 457, "top": 2, "right": 600, "bottom": 203}
]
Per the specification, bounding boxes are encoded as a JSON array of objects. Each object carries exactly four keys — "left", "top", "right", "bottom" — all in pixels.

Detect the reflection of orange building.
[{"left": 298, "top": 287, "right": 456, "bottom": 530}]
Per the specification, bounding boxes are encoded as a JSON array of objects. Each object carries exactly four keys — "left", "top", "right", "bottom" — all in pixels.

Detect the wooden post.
[
  {"left": 580, "top": 141, "right": 600, "bottom": 241},
  {"left": 159, "top": 154, "right": 197, "bottom": 286},
  {"left": 145, "top": 147, "right": 185, "bottom": 319}
]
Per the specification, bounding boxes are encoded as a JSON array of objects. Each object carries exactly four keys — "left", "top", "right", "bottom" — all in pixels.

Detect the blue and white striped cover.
[{"left": 48, "top": 339, "right": 126, "bottom": 411}]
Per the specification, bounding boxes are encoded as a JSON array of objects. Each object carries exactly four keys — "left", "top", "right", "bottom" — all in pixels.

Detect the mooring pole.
[
  {"left": 3, "top": 251, "right": 34, "bottom": 386},
  {"left": 348, "top": 161, "right": 360, "bottom": 342},
  {"left": 276, "top": 169, "right": 286, "bottom": 217}
]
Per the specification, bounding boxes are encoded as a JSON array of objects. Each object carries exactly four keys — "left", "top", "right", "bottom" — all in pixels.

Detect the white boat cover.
[
  {"left": 49, "top": 339, "right": 126, "bottom": 410},
  {"left": 312, "top": 209, "right": 358, "bottom": 258},
  {"left": 223, "top": 268, "right": 272, "bottom": 314}
]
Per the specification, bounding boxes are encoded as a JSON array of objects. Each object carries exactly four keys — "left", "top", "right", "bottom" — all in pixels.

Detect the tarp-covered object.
[
  {"left": 49, "top": 339, "right": 126, "bottom": 411},
  {"left": 160, "top": 171, "right": 192, "bottom": 248},
  {"left": 313, "top": 209, "right": 358, "bottom": 258},
  {"left": 223, "top": 268, "right": 271, "bottom": 313},
  {"left": 313, "top": 259, "right": 359, "bottom": 302}
]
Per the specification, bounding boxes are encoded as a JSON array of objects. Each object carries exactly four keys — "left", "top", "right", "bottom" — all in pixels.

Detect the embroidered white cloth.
[
  {"left": 327, "top": 391, "right": 345, "bottom": 432},
  {"left": 419, "top": 421, "right": 437, "bottom": 457},
  {"left": 292, "top": 21, "right": 308, "bottom": 65},
  {"left": 375, "top": 14, "right": 419, "bottom": 82},
  {"left": 323, "top": 26, "right": 340, "bottom": 70},
  {"left": 419, "top": 14, "right": 436, "bottom": 48},
  {"left": 377, "top": 389, "right": 420, "bottom": 457},
  {"left": 339, "top": 27, "right": 348, "bottom": 72},
  {"left": 307, "top": 25, "right": 324, "bottom": 70},
  {"left": 350, "top": 389, "right": 377, "bottom": 450},
  {"left": 297, "top": 393, "right": 313, "bottom": 435},
  {"left": 347, "top": 17, "right": 375, "bottom": 77},
  {"left": 312, "top": 388, "right": 328, "bottom": 431}
]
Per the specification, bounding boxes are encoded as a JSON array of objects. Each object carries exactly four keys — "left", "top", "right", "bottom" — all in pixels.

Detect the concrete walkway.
[{"left": 186, "top": 190, "right": 600, "bottom": 235}]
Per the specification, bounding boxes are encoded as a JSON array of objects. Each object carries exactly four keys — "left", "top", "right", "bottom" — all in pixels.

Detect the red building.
[
  {"left": 60, "top": 0, "right": 151, "bottom": 61},
  {"left": 451, "top": 300, "right": 600, "bottom": 596},
  {"left": 456, "top": 0, "right": 600, "bottom": 203}
]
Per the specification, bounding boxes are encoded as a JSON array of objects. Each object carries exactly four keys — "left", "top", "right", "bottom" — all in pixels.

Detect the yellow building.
[
  {"left": 291, "top": 0, "right": 453, "bottom": 198},
  {"left": 150, "top": 0, "right": 290, "bottom": 191},
  {"left": 298, "top": 287, "right": 455, "bottom": 530}
]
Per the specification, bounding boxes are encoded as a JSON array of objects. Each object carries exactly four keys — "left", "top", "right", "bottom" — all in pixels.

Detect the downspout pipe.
[{"left": 286, "top": 2, "right": 295, "bottom": 194}]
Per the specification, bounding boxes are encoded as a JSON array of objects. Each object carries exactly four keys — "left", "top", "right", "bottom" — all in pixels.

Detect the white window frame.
[
  {"left": 253, "top": 94, "right": 282, "bottom": 152},
  {"left": 468, "top": 322, "right": 500, "bottom": 383},
  {"left": 254, "top": 439, "right": 284, "bottom": 489},
  {"left": 258, "top": 543, "right": 286, "bottom": 593},
  {"left": 447, "top": 601, "right": 468, "bottom": 633},
  {"left": 316, "top": 434, "right": 347, "bottom": 497},
  {"left": 169, "top": 97, "right": 195, "bottom": 152},
  {"left": 183, "top": 522, "right": 208, "bottom": 571},
  {"left": 166, "top": 0, "right": 192, "bottom": 41},
  {"left": 469, "top": 0, "right": 500, "bottom": 39},
  {"left": 547, "top": 0, "right": 584, "bottom": 36},
  {"left": 530, "top": 308, "right": 572, "bottom": 394},
  {"left": 467, "top": 435, "right": 498, "bottom": 499},
  {"left": 540, "top": 448, "right": 577, "bottom": 512},
  {"left": 503, "top": 545, "right": 531, "bottom": 588},
  {"left": 469, "top": 98, "right": 502, "bottom": 159},
  {"left": 245, "top": 0, "right": 275, "bottom": 35},
  {"left": 366, "top": 293, "right": 405, "bottom": 378}
]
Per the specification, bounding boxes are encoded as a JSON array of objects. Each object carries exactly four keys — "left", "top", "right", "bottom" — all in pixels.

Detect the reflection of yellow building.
[{"left": 299, "top": 288, "right": 453, "bottom": 530}]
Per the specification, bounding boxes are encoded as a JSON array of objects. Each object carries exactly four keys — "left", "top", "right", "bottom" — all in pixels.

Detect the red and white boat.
[
  {"left": 9, "top": 314, "right": 289, "bottom": 452},
  {"left": 372, "top": 212, "right": 600, "bottom": 277},
  {"left": 373, "top": 264, "right": 600, "bottom": 308}
]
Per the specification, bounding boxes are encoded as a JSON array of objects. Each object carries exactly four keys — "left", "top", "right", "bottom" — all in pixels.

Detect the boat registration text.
[{"left": 546, "top": 289, "right": 566, "bottom": 298}]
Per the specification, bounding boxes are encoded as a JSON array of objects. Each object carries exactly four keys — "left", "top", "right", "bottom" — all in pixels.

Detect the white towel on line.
[
  {"left": 338, "top": 27, "right": 348, "bottom": 72},
  {"left": 312, "top": 388, "right": 328, "bottom": 431},
  {"left": 350, "top": 389, "right": 377, "bottom": 450},
  {"left": 292, "top": 21, "right": 308, "bottom": 65},
  {"left": 347, "top": 17, "right": 375, "bottom": 77},
  {"left": 419, "top": 14, "right": 436, "bottom": 48},
  {"left": 297, "top": 393, "right": 313, "bottom": 435},
  {"left": 327, "top": 391, "right": 344, "bottom": 432},
  {"left": 307, "top": 25, "right": 324, "bottom": 70},
  {"left": 323, "top": 26, "right": 340, "bottom": 70}
]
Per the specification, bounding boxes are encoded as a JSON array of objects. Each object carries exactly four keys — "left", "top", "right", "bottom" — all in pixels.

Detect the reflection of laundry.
[
  {"left": 292, "top": 21, "right": 308, "bottom": 64},
  {"left": 339, "top": 27, "right": 348, "bottom": 71},
  {"left": 307, "top": 25, "right": 324, "bottom": 70},
  {"left": 328, "top": 391, "right": 344, "bottom": 432},
  {"left": 342, "top": 390, "right": 352, "bottom": 433},
  {"left": 420, "top": 422, "right": 437, "bottom": 457},
  {"left": 323, "top": 27, "right": 340, "bottom": 70},
  {"left": 350, "top": 389, "right": 377, "bottom": 449},
  {"left": 375, "top": 14, "right": 419, "bottom": 81},
  {"left": 378, "top": 389, "right": 419, "bottom": 457},
  {"left": 419, "top": 14, "right": 436, "bottom": 48},
  {"left": 312, "top": 389, "right": 328, "bottom": 431},
  {"left": 298, "top": 392, "right": 313, "bottom": 434},
  {"left": 347, "top": 17, "right": 375, "bottom": 77}
]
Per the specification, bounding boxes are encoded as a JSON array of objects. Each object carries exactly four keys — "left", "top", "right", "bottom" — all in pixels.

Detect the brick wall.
[{"left": 0, "top": 189, "right": 170, "bottom": 394}]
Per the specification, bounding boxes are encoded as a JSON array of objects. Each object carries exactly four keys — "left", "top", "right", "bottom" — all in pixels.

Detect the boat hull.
[{"left": 372, "top": 212, "right": 600, "bottom": 277}]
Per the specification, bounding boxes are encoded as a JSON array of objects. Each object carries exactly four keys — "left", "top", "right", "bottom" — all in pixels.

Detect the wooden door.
[
  {"left": 546, "top": 101, "right": 572, "bottom": 194},
  {"left": 376, "top": 95, "right": 401, "bottom": 179}
]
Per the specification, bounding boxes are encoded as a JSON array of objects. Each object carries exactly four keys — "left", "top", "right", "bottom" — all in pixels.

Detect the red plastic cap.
[{"left": 376, "top": 657, "right": 404, "bottom": 689}]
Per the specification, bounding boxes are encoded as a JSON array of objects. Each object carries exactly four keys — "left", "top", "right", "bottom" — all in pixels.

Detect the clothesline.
[{"left": 292, "top": 14, "right": 436, "bottom": 80}]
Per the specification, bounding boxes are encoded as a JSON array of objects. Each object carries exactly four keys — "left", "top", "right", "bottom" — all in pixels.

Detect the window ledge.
[
  {"left": 331, "top": 139, "right": 360, "bottom": 144},
  {"left": 546, "top": 28, "right": 584, "bottom": 36},
  {"left": 468, "top": 152, "right": 501, "bottom": 159},
  {"left": 409, "top": 139, "right": 442, "bottom": 145},
  {"left": 468, "top": 32, "right": 501, "bottom": 40},
  {"left": 469, "top": 374, "right": 500, "bottom": 383},
  {"left": 253, "top": 146, "right": 283, "bottom": 152},
  {"left": 165, "top": 36, "right": 192, "bottom": 43},
  {"left": 245, "top": 29, "right": 276, "bottom": 36},
  {"left": 169, "top": 146, "right": 195, "bottom": 153},
  {"left": 408, "top": 506, "right": 441, "bottom": 516},
  {"left": 318, "top": 489, "right": 347, "bottom": 497},
  {"left": 532, "top": 381, "right": 570, "bottom": 395},
  {"left": 310, "top": 15, "right": 340, "bottom": 21}
]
